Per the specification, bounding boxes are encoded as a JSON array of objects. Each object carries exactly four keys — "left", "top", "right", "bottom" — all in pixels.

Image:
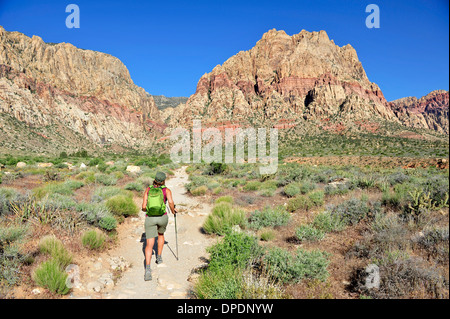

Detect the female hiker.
[{"left": 141, "top": 171, "right": 177, "bottom": 281}]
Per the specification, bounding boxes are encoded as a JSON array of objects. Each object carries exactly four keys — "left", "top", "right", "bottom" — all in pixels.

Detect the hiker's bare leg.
[
  {"left": 157, "top": 233, "right": 164, "bottom": 257},
  {"left": 145, "top": 238, "right": 155, "bottom": 265}
]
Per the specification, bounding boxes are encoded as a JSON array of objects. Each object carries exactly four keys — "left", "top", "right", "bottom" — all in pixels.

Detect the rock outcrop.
[
  {"left": 389, "top": 90, "right": 449, "bottom": 135},
  {"left": 172, "top": 29, "right": 396, "bottom": 129},
  {"left": 0, "top": 25, "right": 164, "bottom": 153}
]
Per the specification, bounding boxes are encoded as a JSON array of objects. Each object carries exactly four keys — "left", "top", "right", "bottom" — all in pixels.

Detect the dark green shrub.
[
  {"left": 247, "top": 206, "right": 290, "bottom": 230},
  {"left": 106, "top": 194, "right": 138, "bottom": 217}
]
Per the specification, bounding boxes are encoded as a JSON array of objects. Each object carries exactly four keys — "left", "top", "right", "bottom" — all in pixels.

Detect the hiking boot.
[
  {"left": 144, "top": 265, "right": 152, "bottom": 281},
  {"left": 156, "top": 255, "right": 163, "bottom": 264}
]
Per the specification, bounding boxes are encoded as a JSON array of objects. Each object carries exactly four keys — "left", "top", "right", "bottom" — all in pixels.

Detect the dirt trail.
[{"left": 70, "top": 166, "right": 214, "bottom": 299}]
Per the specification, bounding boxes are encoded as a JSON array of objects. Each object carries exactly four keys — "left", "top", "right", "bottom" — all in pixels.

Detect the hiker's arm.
[
  {"left": 166, "top": 188, "right": 177, "bottom": 214},
  {"left": 142, "top": 187, "right": 149, "bottom": 212}
]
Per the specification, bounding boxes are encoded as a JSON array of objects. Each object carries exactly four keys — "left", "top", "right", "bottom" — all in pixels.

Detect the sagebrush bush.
[
  {"left": 312, "top": 211, "right": 347, "bottom": 233},
  {"left": 191, "top": 185, "right": 208, "bottom": 196},
  {"left": 33, "top": 259, "right": 70, "bottom": 295},
  {"left": 215, "top": 196, "right": 233, "bottom": 204},
  {"left": 94, "top": 173, "right": 118, "bottom": 186},
  {"left": 124, "top": 182, "right": 144, "bottom": 192},
  {"left": 38, "top": 235, "right": 73, "bottom": 269},
  {"left": 106, "top": 194, "right": 138, "bottom": 217},
  {"left": 264, "top": 247, "right": 330, "bottom": 284},
  {"left": 207, "top": 231, "right": 263, "bottom": 271},
  {"left": 283, "top": 183, "right": 300, "bottom": 197},
  {"left": 247, "top": 206, "right": 290, "bottom": 230},
  {"left": 296, "top": 225, "right": 325, "bottom": 242},
  {"left": 203, "top": 202, "right": 246, "bottom": 235},
  {"left": 243, "top": 181, "right": 261, "bottom": 191},
  {"left": 82, "top": 229, "right": 106, "bottom": 250}
]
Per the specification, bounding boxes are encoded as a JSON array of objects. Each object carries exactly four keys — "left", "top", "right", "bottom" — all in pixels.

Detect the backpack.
[{"left": 146, "top": 185, "right": 167, "bottom": 216}]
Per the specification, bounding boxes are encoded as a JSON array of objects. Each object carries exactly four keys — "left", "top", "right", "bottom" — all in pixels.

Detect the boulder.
[
  {"left": 16, "top": 162, "right": 26, "bottom": 168},
  {"left": 126, "top": 165, "right": 141, "bottom": 173}
]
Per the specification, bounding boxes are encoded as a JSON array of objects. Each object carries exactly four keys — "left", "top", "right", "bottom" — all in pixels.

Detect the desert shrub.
[
  {"left": 204, "top": 162, "right": 228, "bottom": 175},
  {"left": 33, "top": 259, "right": 70, "bottom": 295},
  {"left": 324, "top": 183, "right": 351, "bottom": 196},
  {"left": 296, "top": 225, "right": 325, "bottom": 242},
  {"left": 388, "top": 171, "right": 411, "bottom": 186},
  {"left": 207, "top": 231, "right": 263, "bottom": 271},
  {"left": 94, "top": 173, "right": 117, "bottom": 186},
  {"left": 76, "top": 202, "right": 112, "bottom": 225},
  {"left": 247, "top": 206, "right": 290, "bottom": 230},
  {"left": 203, "top": 202, "right": 246, "bottom": 235},
  {"left": 259, "top": 228, "right": 276, "bottom": 241},
  {"left": 0, "top": 188, "right": 22, "bottom": 215},
  {"left": 215, "top": 196, "right": 233, "bottom": 204},
  {"left": 81, "top": 229, "right": 106, "bottom": 250},
  {"left": 38, "top": 235, "right": 73, "bottom": 269},
  {"left": 413, "top": 227, "right": 449, "bottom": 264},
  {"left": 243, "top": 181, "right": 261, "bottom": 191},
  {"left": 106, "top": 194, "right": 138, "bottom": 217},
  {"left": 98, "top": 215, "right": 117, "bottom": 231},
  {"left": 283, "top": 183, "right": 300, "bottom": 197},
  {"left": 312, "top": 211, "right": 347, "bottom": 233},
  {"left": 186, "top": 175, "right": 208, "bottom": 192},
  {"left": 264, "top": 247, "right": 330, "bottom": 284},
  {"left": 352, "top": 257, "right": 448, "bottom": 299},
  {"left": 329, "top": 198, "right": 370, "bottom": 226},
  {"left": 124, "top": 181, "right": 144, "bottom": 192},
  {"left": 299, "top": 180, "right": 317, "bottom": 194},
  {"left": 194, "top": 264, "right": 245, "bottom": 299},
  {"left": 33, "top": 180, "right": 84, "bottom": 199},
  {"left": 287, "top": 191, "right": 324, "bottom": 212},
  {"left": 191, "top": 185, "right": 208, "bottom": 196},
  {"left": 91, "top": 186, "right": 126, "bottom": 202}
]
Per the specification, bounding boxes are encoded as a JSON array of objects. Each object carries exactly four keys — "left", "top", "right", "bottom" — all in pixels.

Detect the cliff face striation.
[
  {"left": 170, "top": 29, "right": 396, "bottom": 129},
  {"left": 389, "top": 90, "right": 449, "bottom": 135},
  {"left": 0, "top": 26, "right": 164, "bottom": 153}
]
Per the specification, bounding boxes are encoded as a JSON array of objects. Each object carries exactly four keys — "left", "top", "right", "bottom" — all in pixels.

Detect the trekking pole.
[{"left": 173, "top": 204, "right": 179, "bottom": 261}]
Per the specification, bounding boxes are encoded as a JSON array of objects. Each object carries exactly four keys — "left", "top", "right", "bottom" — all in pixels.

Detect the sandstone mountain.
[
  {"left": 169, "top": 29, "right": 397, "bottom": 130},
  {"left": 0, "top": 25, "right": 164, "bottom": 154},
  {"left": 389, "top": 90, "right": 449, "bottom": 135}
]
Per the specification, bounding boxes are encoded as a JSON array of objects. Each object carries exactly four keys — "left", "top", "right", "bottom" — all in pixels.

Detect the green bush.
[
  {"left": 94, "top": 173, "right": 118, "bottom": 186},
  {"left": 207, "top": 231, "right": 263, "bottom": 271},
  {"left": 259, "top": 228, "right": 276, "bottom": 241},
  {"left": 296, "top": 225, "right": 325, "bottom": 242},
  {"left": 191, "top": 185, "right": 208, "bottom": 196},
  {"left": 215, "top": 196, "right": 233, "bottom": 204},
  {"left": 312, "top": 211, "right": 347, "bottom": 233},
  {"left": 264, "top": 247, "right": 330, "bottom": 284},
  {"left": 81, "top": 229, "right": 106, "bottom": 250},
  {"left": 286, "top": 191, "right": 323, "bottom": 212},
  {"left": 106, "top": 194, "right": 138, "bottom": 217},
  {"left": 283, "top": 183, "right": 300, "bottom": 197},
  {"left": 98, "top": 215, "right": 117, "bottom": 231},
  {"left": 38, "top": 235, "right": 73, "bottom": 269},
  {"left": 243, "top": 181, "right": 261, "bottom": 191},
  {"left": 330, "top": 198, "right": 370, "bottom": 226},
  {"left": 247, "top": 206, "right": 290, "bottom": 230},
  {"left": 33, "top": 259, "right": 70, "bottom": 295},
  {"left": 203, "top": 202, "right": 246, "bottom": 235},
  {"left": 124, "top": 182, "right": 144, "bottom": 192}
]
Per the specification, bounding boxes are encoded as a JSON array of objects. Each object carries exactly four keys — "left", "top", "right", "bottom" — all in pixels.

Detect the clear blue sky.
[{"left": 0, "top": 0, "right": 448, "bottom": 101}]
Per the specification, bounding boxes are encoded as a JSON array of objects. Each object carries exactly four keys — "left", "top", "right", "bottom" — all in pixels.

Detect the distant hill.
[{"left": 151, "top": 95, "right": 188, "bottom": 110}]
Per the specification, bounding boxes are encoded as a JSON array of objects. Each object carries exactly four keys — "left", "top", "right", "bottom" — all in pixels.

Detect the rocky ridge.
[
  {"left": 0, "top": 25, "right": 164, "bottom": 153},
  {"left": 389, "top": 90, "right": 449, "bottom": 135},
  {"left": 169, "top": 29, "right": 397, "bottom": 130}
]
